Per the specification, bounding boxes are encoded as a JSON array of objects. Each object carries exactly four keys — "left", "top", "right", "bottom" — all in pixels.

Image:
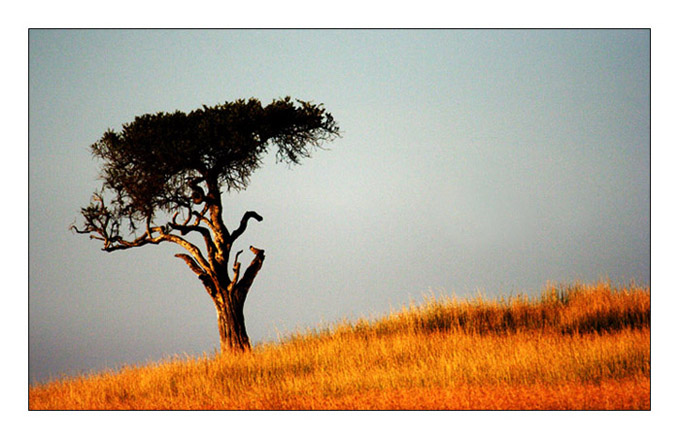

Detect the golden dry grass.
[{"left": 29, "top": 281, "right": 650, "bottom": 410}]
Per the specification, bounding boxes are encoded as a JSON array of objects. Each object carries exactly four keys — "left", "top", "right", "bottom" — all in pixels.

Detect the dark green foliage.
[{"left": 86, "top": 97, "right": 339, "bottom": 232}]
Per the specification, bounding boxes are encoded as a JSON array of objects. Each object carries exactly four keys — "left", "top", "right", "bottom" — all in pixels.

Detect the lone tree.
[{"left": 72, "top": 97, "right": 339, "bottom": 353}]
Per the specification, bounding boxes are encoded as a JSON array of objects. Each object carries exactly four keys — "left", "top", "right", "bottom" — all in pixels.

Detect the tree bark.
[
  {"left": 210, "top": 246, "right": 265, "bottom": 354},
  {"left": 215, "top": 295, "right": 251, "bottom": 352}
]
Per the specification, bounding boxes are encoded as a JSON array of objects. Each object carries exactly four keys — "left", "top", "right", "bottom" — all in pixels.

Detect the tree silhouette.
[{"left": 72, "top": 97, "right": 340, "bottom": 353}]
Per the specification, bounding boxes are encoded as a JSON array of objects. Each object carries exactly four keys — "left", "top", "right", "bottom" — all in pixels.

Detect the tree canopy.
[{"left": 76, "top": 97, "right": 339, "bottom": 248}]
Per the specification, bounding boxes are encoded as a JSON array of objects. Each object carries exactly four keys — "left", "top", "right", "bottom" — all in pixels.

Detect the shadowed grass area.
[
  {"left": 30, "top": 281, "right": 650, "bottom": 410},
  {"left": 344, "top": 281, "right": 649, "bottom": 337}
]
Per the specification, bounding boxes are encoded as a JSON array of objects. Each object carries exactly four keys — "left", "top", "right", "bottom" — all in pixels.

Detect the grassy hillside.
[{"left": 29, "top": 281, "right": 650, "bottom": 410}]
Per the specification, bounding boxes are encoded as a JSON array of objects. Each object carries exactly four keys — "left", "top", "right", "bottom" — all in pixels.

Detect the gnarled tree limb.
[
  {"left": 229, "top": 211, "right": 263, "bottom": 244},
  {"left": 174, "top": 253, "right": 207, "bottom": 277},
  {"left": 235, "top": 246, "right": 265, "bottom": 304},
  {"left": 232, "top": 250, "right": 244, "bottom": 283}
]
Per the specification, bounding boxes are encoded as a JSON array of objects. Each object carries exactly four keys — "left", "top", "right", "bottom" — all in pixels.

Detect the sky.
[{"left": 28, "top": 29, "right": 650, "bottom": 384}]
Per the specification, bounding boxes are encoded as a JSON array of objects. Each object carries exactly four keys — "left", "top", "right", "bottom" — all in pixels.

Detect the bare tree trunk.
[
  {"left": 211, "top": 246, "right": 265, "bottom": 353},
  {"left": 215, "top": 297, "right": 251, "bottom": 352}
]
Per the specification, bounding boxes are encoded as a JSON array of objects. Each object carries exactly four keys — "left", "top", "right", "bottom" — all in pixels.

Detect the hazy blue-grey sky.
[{"left": 29, "top": 29, "right": 650, "bottom": 383}]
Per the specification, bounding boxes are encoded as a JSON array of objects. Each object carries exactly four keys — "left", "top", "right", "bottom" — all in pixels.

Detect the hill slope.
[{"left": 29, "top": 282, "right": 650, "bottom": 410}]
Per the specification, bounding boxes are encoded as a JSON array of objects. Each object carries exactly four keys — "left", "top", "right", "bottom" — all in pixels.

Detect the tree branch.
[
  {"left": 101, "top": 226, "right": 164, "bottom": 251},
  {"left": 169, "top": 212, "right": 218, "bottom": 262},
  {"left": 192, "top": 205, "right": 213, "bottom": 228},
  {"left": 175, "top": 253, "right": 217, "bottom": 299},
  {"left": 229, "top": 211, "right": 263, "bottom": 244},
  {"left": 235, "top": 246, "right": 265, "bottom": 304},
  {"left": 158, "top": 233, "right": 213, "bottom": 273},
  {"left": 170, "top": 212, "right": 213, "bottom": 239},
  {"left": 174, "top": 253, "right": 207, "bottom": 277},
  {"left": 232, "top": 250, "right": 244, "bottom": 284},
  {"left": 84, "top": 217, "right": 214, "bottom": 279}
]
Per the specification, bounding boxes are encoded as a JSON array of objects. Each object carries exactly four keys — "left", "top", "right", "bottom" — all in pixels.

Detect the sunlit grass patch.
[{"left": 29, "top": 281, "right": 650, "bottom": 410}]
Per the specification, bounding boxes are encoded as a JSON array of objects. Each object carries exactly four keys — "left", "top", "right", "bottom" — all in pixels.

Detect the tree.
[{"left": 72, "top": 97, "right": 340, "bottom": 353}]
